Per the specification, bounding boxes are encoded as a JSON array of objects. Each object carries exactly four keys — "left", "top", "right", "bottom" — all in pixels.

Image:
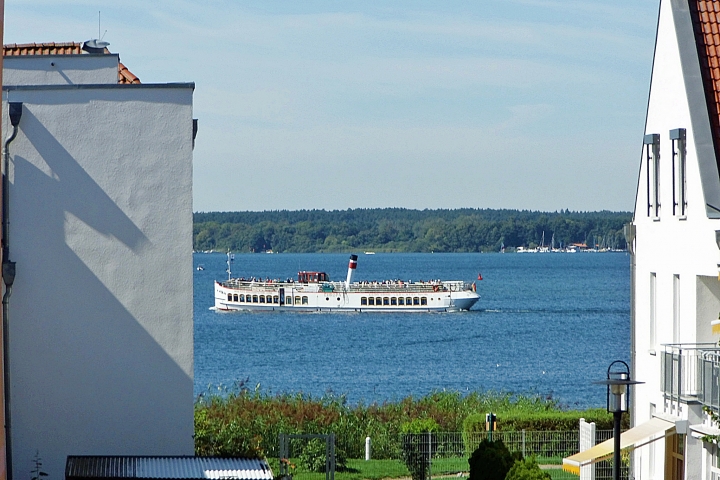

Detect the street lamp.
[{"left": 593, "top": 361, "right": 643, "bottom": 480}]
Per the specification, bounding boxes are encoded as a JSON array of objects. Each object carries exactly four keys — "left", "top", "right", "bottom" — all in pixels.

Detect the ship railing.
[
  {"left": 221, "top": 278, "right": 473, "bottom": 293},
  {"left": 222, "top": 280, "right": 284, "bottom": 291},
  {"left": 442, "top": 280, "right": 472, "bottom": 292},
  {"left": 351, "top": 283, "right": 440, "bottom": 293}
]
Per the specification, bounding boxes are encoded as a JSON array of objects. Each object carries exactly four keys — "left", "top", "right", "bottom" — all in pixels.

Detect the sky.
[{"left": 6, "top": 0, "right": 659, "bottom": 213}]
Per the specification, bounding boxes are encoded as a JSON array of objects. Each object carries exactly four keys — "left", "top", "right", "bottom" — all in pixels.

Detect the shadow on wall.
[{"left": 7, "top": 108, "right": 192, "bottom": 477}]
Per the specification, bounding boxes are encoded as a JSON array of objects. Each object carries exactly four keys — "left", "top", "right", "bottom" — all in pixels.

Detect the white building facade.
[
  {"left": 631, "top": 1, "right": 720, "bottom": 480},
  {"left": 1, "top": 43, "right": 195, "bottom": 479}
]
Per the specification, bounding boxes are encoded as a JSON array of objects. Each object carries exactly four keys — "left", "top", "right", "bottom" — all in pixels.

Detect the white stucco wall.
[
  {"left": 4, "top": 55, "right": 120, "bottom": 86},
  {"left": 1, "top": 83, "right": 194, "bottom": 478},
  {"left": 633, "top": 0, "right": 720, "bottom": 478},
  {"left": 634, "top": 0, "right": 720, "bottom": 412}
]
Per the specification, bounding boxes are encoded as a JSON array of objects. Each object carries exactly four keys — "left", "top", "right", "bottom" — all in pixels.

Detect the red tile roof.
[
  {"left": 692, "top": 1, "right": 720, "bottom": 158},
  {"left": 3, "top": 42, "right": 140, "bottom": 84}
]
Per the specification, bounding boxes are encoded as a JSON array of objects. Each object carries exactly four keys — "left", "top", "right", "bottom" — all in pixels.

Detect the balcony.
[{"left": 662, "top": 343, "right": 720, "bottom": 410}]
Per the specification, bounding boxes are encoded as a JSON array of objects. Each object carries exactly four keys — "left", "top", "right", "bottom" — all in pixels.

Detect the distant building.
[{"left": 1, "top": 41, "right": 195, "bottom": 479}]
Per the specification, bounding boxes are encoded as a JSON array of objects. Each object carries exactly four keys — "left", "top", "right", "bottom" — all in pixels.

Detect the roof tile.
[
  {"left": 2, "top": 42, "right": 140, "bottom": 84},
  {"left": 691, "top": 1, "right": 720, "bottom": 163}
]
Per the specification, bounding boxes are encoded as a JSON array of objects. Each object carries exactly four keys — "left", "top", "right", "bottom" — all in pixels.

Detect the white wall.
[
  {"left": 1, "top": 83, "right": 194, "bottom": 479},
  {"left": 634, "top": 0, "right": 720, "bottom": 417},
  {"left": 4, "top": 55, "right": 120, "bottom": 86},
  {"left": 633, "top": 0, "right": 720, "bottom": 478}
]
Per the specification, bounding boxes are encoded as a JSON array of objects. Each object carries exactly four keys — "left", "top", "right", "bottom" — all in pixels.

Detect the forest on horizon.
[{"left": 193, "top": 208, "right": 632, "bottom": 253}]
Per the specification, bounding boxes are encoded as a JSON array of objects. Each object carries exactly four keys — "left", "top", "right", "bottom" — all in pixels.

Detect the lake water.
[{"left": 194, "top": 252, "right": 630, "bottom": 409}]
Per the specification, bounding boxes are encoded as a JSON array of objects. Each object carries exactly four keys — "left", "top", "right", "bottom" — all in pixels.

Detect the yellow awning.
[{"left": 562, "top": 417, "right": 675, "bottom": 474}]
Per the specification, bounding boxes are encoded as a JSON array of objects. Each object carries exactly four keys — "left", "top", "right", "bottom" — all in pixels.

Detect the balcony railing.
[{"left": 662, "top": 343, "right": 720, "bottom": 409}]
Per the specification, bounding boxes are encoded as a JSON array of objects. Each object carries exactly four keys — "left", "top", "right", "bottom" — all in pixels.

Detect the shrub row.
[
  {"left": 194, "top": 386, "right": 606, "bottom": 460},
  {"left": 463, "top": 409, "right": 628, "bottom": 433}
]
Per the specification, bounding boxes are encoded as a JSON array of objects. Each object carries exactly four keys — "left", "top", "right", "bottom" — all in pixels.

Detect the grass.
[
  {"left": 266, "top": 456, "right": 580, "bottom": 480},
  {"left": 545, "top": 470, "right": 579, "bottom": 480}
]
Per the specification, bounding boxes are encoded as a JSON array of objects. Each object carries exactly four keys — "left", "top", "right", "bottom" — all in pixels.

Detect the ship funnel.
[{"left": 345, "top": 254, "right": 358, "bottom": 289}]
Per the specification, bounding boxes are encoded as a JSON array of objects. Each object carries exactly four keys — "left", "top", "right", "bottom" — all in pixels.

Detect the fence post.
[
  {"left": 278, "top": 433, "right": 288, "bottom": 480},
  {"left": 365, "top": 436, "right": 371, "bottom": 461},
  {"left": 329, "top": 433, "right": 336, "bottom": 480},
  {"left": 427, "top": 431, "right": 432, "bottom": 480},
  {"left": 522, "top": 430, "right": 526, "bottom": 458},
  {"left": 579, "top": 418, "right": 596, "bottom": 480}
]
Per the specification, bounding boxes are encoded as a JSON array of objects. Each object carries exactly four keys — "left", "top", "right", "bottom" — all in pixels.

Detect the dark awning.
[{"left": 66, "top": 456, "right": 273, "bottom": 480}]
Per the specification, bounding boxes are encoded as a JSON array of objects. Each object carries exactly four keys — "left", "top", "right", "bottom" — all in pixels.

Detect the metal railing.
[
  {"left": 699, "top": 350, "right": 720, "bottom": 410},
  {"left": 662, "top": 343, "right": 720, "bottom": 410}
]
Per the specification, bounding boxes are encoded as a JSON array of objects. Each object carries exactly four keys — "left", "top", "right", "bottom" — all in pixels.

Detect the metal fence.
[
  {"left": 399, "top": 431, "right": 627, "bottom": 480},
  {"left": 281, "top": 430, "right": 629, "bottom": 480}
]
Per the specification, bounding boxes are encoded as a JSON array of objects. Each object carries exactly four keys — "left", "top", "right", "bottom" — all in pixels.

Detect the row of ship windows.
[
  {"left": 226, "top": 294, "right": 313, "bottom": 305},
  {"left": 226, "top": 293, "right": 430, "bottom": 306},
  {"left": 361, "top": 296, "right": 427, "bottom": 306}
]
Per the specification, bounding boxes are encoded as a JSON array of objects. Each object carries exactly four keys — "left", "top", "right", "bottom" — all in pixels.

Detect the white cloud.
[{"left": 6, "top": 0, "right": 656, "bottom": 212}]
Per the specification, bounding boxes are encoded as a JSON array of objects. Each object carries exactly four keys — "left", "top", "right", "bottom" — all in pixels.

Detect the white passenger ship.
[{"left": 213, "top": 254, "right": 480, "bottom": 312}]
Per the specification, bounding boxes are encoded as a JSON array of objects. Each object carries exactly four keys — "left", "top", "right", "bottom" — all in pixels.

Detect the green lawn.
[{"left": 266, "top": 457, "right": 580, "bottom": 480}]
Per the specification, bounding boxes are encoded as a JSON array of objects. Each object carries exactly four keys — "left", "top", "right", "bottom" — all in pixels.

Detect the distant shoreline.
[{"left": 193, "top": 208, "right": 631, "bottom": 254}]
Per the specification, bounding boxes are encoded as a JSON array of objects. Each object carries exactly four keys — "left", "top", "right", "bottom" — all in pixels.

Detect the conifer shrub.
[
  {"left": 467, "top": 439, "right": 521, "bottom": 480},
  {"left": 505, "top": 457, "right": 551, "bottom": 480}
]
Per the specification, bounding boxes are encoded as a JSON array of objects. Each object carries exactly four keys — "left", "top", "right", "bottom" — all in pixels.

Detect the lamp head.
[{"left": 592, "top": 360, "right": 643, "bottom": 413}]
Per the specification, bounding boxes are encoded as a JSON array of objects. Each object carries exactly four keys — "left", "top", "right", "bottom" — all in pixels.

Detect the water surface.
[{"left": 194, "top": 252, "right": 629, "bottom": 408}]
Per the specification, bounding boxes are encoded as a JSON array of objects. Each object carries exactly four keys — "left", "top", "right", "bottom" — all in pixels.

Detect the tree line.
[{"left": 193, "top": 208, "right": 632, "bottom": 253}]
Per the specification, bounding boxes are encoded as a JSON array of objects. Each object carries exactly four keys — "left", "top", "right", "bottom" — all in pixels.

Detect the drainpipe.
[
  {"left": 2, "top": 102, "right": 22, "bottom": 480},
  {"left": 623, "top": 222, "right": 637, "bottom": 428}
]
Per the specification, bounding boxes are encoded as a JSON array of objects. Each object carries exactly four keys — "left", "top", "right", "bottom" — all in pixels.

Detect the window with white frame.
[
  {"left": 644, "top": 133, "right": 661, "bottom": 218},
  {"left": 673, "top": 274, "right": 680, "bottom": 343},
  {"left": 650, "top": 272, "right": 657, "bottom": 352},
  {"left": 671, "top": 128, "right": 687, "bottom": 217},
  {"left": 712, "top": 443, "right": 720, "bottom": 480}
]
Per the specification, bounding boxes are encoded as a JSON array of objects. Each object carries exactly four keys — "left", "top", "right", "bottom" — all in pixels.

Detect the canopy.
[{"left": 562, "top": 417, "right": 675, "bottom": 474}]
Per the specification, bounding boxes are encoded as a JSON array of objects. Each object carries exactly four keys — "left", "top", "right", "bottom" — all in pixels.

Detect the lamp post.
[{"left": 593, "top": 361, "right": 643, "bottom": 480}]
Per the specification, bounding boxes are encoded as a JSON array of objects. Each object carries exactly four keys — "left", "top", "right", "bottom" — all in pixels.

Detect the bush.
[
  {"left": 401, "top": 418, "right": 441, "bottom": 435},
  {"left": 505, "top": 457, "right": 551, "bottom": 480},
  {"left": 468, "top": 439, "right": 521, "bottom": 480},
  {"left": 463, "top": 409, "right": 621, "bottom": 433},
  {"left": 298, "top": 439, "right": 327, "bottom": 472},
  {"left": 400, "top": 419, "right": 439, "bottom": 480},
  {"left": 194, "top": 386, "right": 595, "bottom": 460},
  {"left": 194, "top": 409, "right": 264, "bottom": 458},
  {"left": 462, "top": 410, "right": 624, "bottom": 455},
  {"left": 298, "top": 438, "right": 348, "bottom": 473}
]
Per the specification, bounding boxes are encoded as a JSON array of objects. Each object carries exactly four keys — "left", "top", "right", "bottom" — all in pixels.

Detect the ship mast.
[{"left": 226, "top": 251, "right": 234, "bottom": 281}]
